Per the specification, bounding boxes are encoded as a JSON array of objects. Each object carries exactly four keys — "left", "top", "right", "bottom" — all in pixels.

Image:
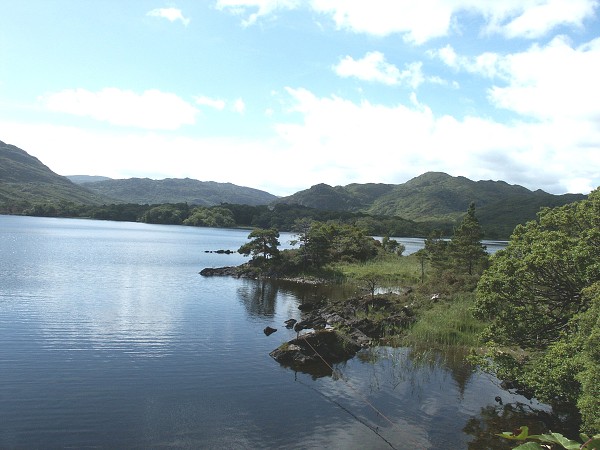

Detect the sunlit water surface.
[{"left": 0, "top": 216, "right": 566, "bottom": 449}]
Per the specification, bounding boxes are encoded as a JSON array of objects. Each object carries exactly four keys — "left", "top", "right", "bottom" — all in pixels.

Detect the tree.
[
  {"left": 184, "top": 206, "right": 235, "bottom": 228},
  {"left": 300, "top": 221, "right": 334, "bottom": 269},
  {"left": 238, "top": 228, "right": 281, "bottom": 263},
  {"left": 424, "top": 229, "right": 450, "bottom": 272},
  {"left": 330, "top": 223, "right": 379, "bottom": 262},
  {"left": 475, "top": 190, "right": 599, "bottom": 348},
  {"left": 473, "top": 189, "right": 600, "bottom": 433},
  {"left": 141, "top": 203, "right": 189, "bottom": 225},
  {"left": 449, "top": 202, "right": 487, "bottom": 275},
  {"left": 382, "top": 235, "right": 405, "bottom": 256}
]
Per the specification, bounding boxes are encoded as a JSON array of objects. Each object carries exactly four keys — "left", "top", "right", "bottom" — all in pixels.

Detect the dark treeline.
[{"left": 9, "top": 201, "right": 440, "bottom": 237}]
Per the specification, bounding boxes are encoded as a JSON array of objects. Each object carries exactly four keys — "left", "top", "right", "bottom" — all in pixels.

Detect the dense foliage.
[
  {"left": 239, "top": 221, "right": 381, "bottom": 275},
  {"left": 423, "top": 203, "right": 489, "bottom": 285},
  {"left": 6, "top": 201, "right": 432, "bottom": 237},
  {"left": 238, "top": 228, "right": 281, "bottom": 263},
  {"left": 275, "top": 172, "right": 585, "bottom": 238},
  {"left": 474, "top": 188, "right": 600, "bottom": 433}
]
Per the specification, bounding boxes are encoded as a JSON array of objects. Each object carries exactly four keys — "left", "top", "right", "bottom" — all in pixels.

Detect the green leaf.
[
  {"left": 529, "top": 433, "right": 581, "bottom": 450},
  {"left": 512, "top": 442, "right": 545, "bottom": 450},
  {"left": 584, "top": 437, "right": 600, "bottom": 449},
  {"left": 498, "top": 426, "right": 530, "bottom": 440}
]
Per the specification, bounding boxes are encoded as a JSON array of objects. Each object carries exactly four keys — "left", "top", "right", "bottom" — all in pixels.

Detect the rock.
[
  {"left": 264, "top": 326, "right": 277, "bottom": 336},
  {"left": 298, "top": 302, "right": 316, "bottom": 311},
  {"left": 323, "top": 313, "right": 345, "bottom": 325},
  {"left": 284, "top": 319, "right": 297, "bottom": 328},
  {"left": 269, "top": 330, "right": 361, "bottom": 377},
  {"left": 199, "top": 266, "right": 239, "bottom": 277},
  {"left": 346, "top": 328, "right": 371, "bottom": 347}
]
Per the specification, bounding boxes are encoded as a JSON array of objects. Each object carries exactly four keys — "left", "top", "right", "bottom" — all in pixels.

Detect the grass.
[
  {"left": 332, "top": 253, "right": 426, "bottom": 286},
  {"left": 323, "top": 253, "right": 487, "bottom": 352},
  {"left": 400, "top": 292, "right": 485, "bottom": 348}
]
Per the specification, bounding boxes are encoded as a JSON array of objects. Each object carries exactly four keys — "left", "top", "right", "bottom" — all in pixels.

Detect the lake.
[{"left": 0, "top": 216, "right": 568, "bottom": 449}]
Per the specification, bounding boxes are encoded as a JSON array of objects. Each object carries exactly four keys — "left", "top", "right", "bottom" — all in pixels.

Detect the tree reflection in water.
[
  {"left": 237, "top": 279, "right": 279, "bottom": 317},
  {"left": 352, "top": 346, "right": 580, "bottom": 449},
  {"left": 463, "top": 402, "right": 580, "bottom": 450}
]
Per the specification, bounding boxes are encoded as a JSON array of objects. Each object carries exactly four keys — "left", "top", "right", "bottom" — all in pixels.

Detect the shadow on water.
[
  {"left": 235, "top": 277, "right": 581, "bottom": 449},
  {"left": 237, "top": 279, "right": 279, "bottom": 317},
  {"left": 287, "top": 344, "right": 581, "bottom": 449},
  {"left": 463, "top": 402, "right": 581, "bottom": 450},
  {"left": 236, "top": 278, "right": 358, "bottom": 319}
]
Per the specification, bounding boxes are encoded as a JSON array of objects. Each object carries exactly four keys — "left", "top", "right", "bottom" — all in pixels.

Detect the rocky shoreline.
[{"left": 200, "top": 265, "right": 418, "bottom": 376}]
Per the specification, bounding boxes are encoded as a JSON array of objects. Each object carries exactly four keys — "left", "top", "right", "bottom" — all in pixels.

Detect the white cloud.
[
  {"left": 431, "top": 44, "right": 500, "bottom": 78},
  {"left": 488, "top": 36, "right": 600, "bottom": 120},
  {"left": 3, "top": 82, "right": 599, "bottom": 195},
  {"left": 432, "top": 35, "right": 600, "bottom": 124},
  {"left": 486, "top": 0, "right": 597, "bottom": 39},
  {"left": 273, "top": 87, "right": 599, "bottom": 194},
  {"left": 195, "top": 95, "right": 227, "bottom": 110},
  {"left": 334, "top": 51, "right": 424, "bottom": 88},
  {"left": 217, "top": 0, "right": 598, "bottom": 43},
  {"left": 146, "top": 7, "right": 191, "bottom": 26},
  {"left": 311, "top": 0, "right": 455, "bottom": 43},
  {"left": 215, "top": 0, "right": 300, "bottom": 26},
  {"left": 232, "top": 98, "right": 246, "bottom": 113},
  {"left": 40, "top": 88, "right": 198, "bottom": 130}
]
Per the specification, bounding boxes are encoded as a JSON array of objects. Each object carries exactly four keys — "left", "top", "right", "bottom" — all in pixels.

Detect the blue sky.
[{"left": 1, "top": 1, "right": 599, "bottom": 195}]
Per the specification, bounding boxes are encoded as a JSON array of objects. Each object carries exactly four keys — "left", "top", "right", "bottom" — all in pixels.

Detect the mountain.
[
  {"left": 275, "top": 182, "right": 396, "bottom": 211},
  {"left": 67, "top": 175, "right": 112, "bottom": 184},
  {"left": 1, "top": 139, "right": 587, "bottom": 239},
  {"left": 0, "top": 140, "right": 277, "bottom": 210},
  {"left": 80, "top": 177, "right": 278, "bottom": 206},
  {"left": 276, "top": 172, "right": 587, "bottom": 238},
  {"left": 0, "top": 140, "right": 108, "bottom": 209}
]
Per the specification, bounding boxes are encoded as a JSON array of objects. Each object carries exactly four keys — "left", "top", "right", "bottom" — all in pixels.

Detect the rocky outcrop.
[
  {"left": 269, "top": 330, "right": 361, "bottom": 377},
  {"left": 270, "top": 294, "right": 418, "bottom": 376},
  {"left": 199, "top": 266, "right": 241, "bottom": 277}
]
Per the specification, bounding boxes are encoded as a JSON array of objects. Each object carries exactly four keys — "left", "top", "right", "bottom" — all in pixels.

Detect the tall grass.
[
  {"left": 400, "top": 293, "right": 485, "bottom": 348},
  {"left": 333, "top": 253, "right": 426, "bottom": 286}
]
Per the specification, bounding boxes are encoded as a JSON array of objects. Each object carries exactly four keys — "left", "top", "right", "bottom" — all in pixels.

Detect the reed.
[
  {"left": 400, "top": 293, "right": 485, "bottom": 348},
  {"left": 332, "top": 253, "right": 426, "bottom": 286}
]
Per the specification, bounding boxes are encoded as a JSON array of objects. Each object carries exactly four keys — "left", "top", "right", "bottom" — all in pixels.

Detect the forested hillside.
[
  {"left": 79, "top": 177, "right": 278, "bottom": 206},
  {"left": 0, "top": 140, "right": 108, "bottom": 211},
  {"left": 1, "top": 139, "right": 589, "bottom": 239},
  {"left": 0, "top": 140, "right": 277, "bottom": 212},
  {"left": 276, "top": 172, "right": 586, "bottom": 238}
]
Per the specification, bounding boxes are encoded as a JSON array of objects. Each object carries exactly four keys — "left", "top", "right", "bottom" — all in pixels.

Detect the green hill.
[
  {"left": 276, "top": 172, "right": 587, "bottom": 238},
  {"left": 0, "top": 140, "right": 277, "bottom": 212},
  {"left": 0, "top": 140, "right": 108, "bottom": 211},
  {"left": 80, "top": 177, "right": 278, "bottom": 206},
  {"left": 1, "top": 139, "right": 588, "bottom": 239}
]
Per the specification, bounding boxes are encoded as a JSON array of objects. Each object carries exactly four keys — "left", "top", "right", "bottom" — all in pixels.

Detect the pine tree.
[{"left": 449, "top": 202, "right": 487, "bottom": 275}]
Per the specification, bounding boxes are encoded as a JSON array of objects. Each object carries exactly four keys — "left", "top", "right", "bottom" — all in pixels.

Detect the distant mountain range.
[
  {"left": 73, "top": 177, "right": 278, "bottom": 206},
  {"left": 0, "top": 140, "right": 277, "bottom": 210},
  {"left": 0, "top": 139, "right": 589, "bottom": 238},
  {"left": 275, "top": 173, "right": 586, "bottom": 237}
]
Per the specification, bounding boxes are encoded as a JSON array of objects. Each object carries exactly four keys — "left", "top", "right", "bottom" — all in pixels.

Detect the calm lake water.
[{"left": 0, "top": 216, "right": 567, "bottom": 449}]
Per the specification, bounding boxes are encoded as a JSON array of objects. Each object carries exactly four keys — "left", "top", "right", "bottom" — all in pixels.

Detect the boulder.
[
  {"left": 199, "top": 266, "right": 239, "bottom": 277},
  {"left": 269, "top": 329, "right": 361, "bottom": 377},
  {"left": 263, "top": 326, "right": 277, "bottom": 336}
]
